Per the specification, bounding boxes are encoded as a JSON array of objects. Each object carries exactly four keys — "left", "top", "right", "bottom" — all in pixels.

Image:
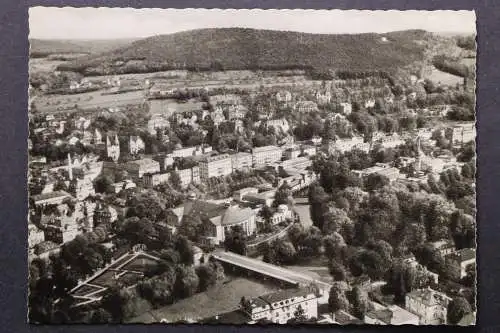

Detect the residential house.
[
  {"left": 266, "top": 118, "right": 290, "bottom": 134},
  {"left": 340, "top": 102, "right": 352, "bottom": 115},
  {"left": 365, "top": 304, "right": 419, "bottom": 325},
  {"left": 445, "top": 248, "right": 476, "bottom": 278},
  {"left": 365, "top": 99, "right": 376, "bottom": 108},
  {"left": 430, "top": 240, "right": 456, "bottom": 257},
  {"left": 276, "top": 90, "right": 292, "bottom": 103},
  {"left": 143, "top": 172, "right": 170, "bottom": 188},
  {"left": 445, "top": 123, "right": 476, "bottom": 145},
  {"left": 301, "top": 145, "right": 317, "bottom": 157},
  {"left": 294, "top": 101, "right": 318, "bottom": 113},
  {"left": 28, "top": 223, "right": 45, "bottom": 249},
  {"left": 112, "top": 180, "right": 137, "bottom": 193},
  {"left": 147, "top": 115, "right": 171, "bottom": 135},
  {"left": 405, "top": 287, "right": 452, "bottom": 325},
  {"left": 125, "top": 158, "right": 161, "bottom": 179}
]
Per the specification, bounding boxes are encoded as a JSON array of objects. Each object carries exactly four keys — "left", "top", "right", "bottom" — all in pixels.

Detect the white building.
[
  {"left": 129, "top": 136, "right": 145, "bottom": 155},
  {"left": 340, "top": 102, "right": 352, "bottom": 115},
  {"left": 199, "top": 154, "right": 232, "bottom": 180},
  {"left": 405, "top": 287, "right": 452, "bottom": 325},
  {"left": 252, "top": 145, "right": 283, "bottom": 167},
  {"left": 241, "top": 289, "right": 318, "bottom": 324},
  {"left": 231, "top": 152, "right": 253, "bottom": 172}
]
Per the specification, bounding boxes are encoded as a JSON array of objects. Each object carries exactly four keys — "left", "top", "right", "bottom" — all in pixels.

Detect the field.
[
  {"left": 33, "top": 89, "right": 145, "bottom": 113},
  {"left": 148, "top": 99, "right": 204, "bottom": 116},
  {"left": 427, "top": 66, "right": 464, "bottom": 86},
  {"left": 29, "top": 58, "right": 68, "bottom": 73},
  {"left": 128, "top": 277, "right": 280, "bottom": 323}
]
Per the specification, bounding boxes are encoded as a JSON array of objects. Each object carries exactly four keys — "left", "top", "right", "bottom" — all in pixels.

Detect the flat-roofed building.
[
  {"left": 143, "top": 172, "right": 170, "bottom": 188},
  {"left": 252, "top": 145, "right": 283, "bottom": 167},
  {"left": 125, "top": 158, "right": 161, "bottom": 179},
  {"left": 199, "top": 154, "right": 232, "bottom": 180},
  {"left": 231, "top": 152, "right": 253, "bottom": 172}
]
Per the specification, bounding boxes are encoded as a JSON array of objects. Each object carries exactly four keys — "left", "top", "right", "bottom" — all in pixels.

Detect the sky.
[{"left": 29, "top": 7, "right": 476, "bottom": 40}]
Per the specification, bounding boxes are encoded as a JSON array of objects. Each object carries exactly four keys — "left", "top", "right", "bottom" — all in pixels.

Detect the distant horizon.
[
  {"left": 29, "top": 8, "right": 476, "bottom": 40},
  {"left": 29, "top": 27, "right": 476, "bottom": 42}
]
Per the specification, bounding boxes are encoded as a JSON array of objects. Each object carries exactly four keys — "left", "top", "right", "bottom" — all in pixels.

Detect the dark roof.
[
  {"left": 202, "top": 310, "right": 249, "bottom": 325},
  {"left": 334, "top": 310, "right": 363, "bottom": 325},
  {"left": 447, "top": 248, "right": 476, "bottom": 263},
  {"left": 366, "top": 309, "right": 393, "bottom": 324},
  {"left": 259, "top": 288, "right": 313, "bottom": 305},
  {"left": 183, "top": 199, "right": 225, "bottom": 219}
]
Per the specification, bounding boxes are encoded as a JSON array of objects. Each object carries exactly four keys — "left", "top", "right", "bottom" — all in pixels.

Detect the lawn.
[
  {"left": 427, "top": 67, "right": 463, "bottom": 87},
  {"left": 34, "top": 89, "right": 145, "bottom": 113},
  {"left": 128, "top": 277, "right": 280, "bottom": 323}
]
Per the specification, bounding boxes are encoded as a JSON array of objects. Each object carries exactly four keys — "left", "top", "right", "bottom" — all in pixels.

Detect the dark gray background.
[{"left": 1, "top": 1, "right": 496, "bottom": 332}]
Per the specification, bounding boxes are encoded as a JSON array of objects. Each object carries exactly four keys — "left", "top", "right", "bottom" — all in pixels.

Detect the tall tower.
[
  {"left": 67, "top": 153, "right": 73, "bottom": 180},
  {"left": 106, "top": 134, "right": 120, "bottom": 162},
  {"left": 415, "top": 136, "right": 423, "bottom": 174}
]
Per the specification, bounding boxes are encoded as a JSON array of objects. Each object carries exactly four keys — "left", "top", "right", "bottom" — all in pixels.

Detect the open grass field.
[
  {"left": 29, "top": 58, "right": 68, "bottom": 73},
  {"left": 33, "top": 89, "right": 145, "bottom": 113},
  {"left": 128, "top": 277, "right": 280, "bottom": 323},
  {"left": 427, "top": 66, "right": 464, "bottom": 86}
]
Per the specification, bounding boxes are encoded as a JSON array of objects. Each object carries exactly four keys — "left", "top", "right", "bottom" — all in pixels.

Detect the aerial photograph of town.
[{"left": 27, "top": 8, "right": 476, "bottom": 325}]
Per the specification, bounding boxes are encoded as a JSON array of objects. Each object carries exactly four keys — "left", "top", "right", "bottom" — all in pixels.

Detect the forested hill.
[
  {"left": 30, "top": 38, "right": 138, "bottom": 57},
  {"left": 56, "top": 28, "right": 438, "bottom": 75}
]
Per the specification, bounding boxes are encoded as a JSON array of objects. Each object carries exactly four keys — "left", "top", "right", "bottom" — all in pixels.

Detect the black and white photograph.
[{"left": 28, "top": 7, "right": 476, "bottom": 325}]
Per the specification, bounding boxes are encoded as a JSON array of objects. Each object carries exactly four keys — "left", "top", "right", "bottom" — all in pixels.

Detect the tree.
[
  {"left": 196, "top": 264, "right": 217, "bottom": 292},
  {"left": 93, "top": 175, "right": 114, "bottom": 194},
  {"left": 263, "top": 239, "right": 297, "bottom": 265},
  {"left": 102, "top": 287, "right": 142, "bottom": 322},
  {"left": 347, "top": 286, "right": 369, "bottom": 319},
  {"left": 328, "top": 283, "right": 349, "bottom": 313},
  {"left": 328, "top": 259, "right": 347, "bottom": 281},
  {"left": 447, "top": 297, "right": 472, "bottom": 324},
  {"left": 323, "top": 233, "right": 346, "bottom": 261},
  {"left": 174, "top": 235, "right": 194, "bottom": 265},
  {"left": 174, "top": 265, "right": 200, "bottom": 299},
  {"left": 224, "top": 225, "right": 247, "bottom": 255},
  {"left": 170, "top": 171, "right": 182, "bottom": 190},
  {"left": 322, "top": 208, "right": 352, "bottom": 235},
  {"left": 273, "top": 182, "right": 293, "bottom": 207},
  {"left": 258, "top": 205, "right": 274, "bottom": 232},
  {"left": 89, "top": 308, "right": 113, "bottom": 324}
]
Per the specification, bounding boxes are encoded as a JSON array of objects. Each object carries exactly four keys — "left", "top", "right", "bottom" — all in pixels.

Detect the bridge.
[{"left": 211, "top": 250, "right": 331, "bottom": 302}]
